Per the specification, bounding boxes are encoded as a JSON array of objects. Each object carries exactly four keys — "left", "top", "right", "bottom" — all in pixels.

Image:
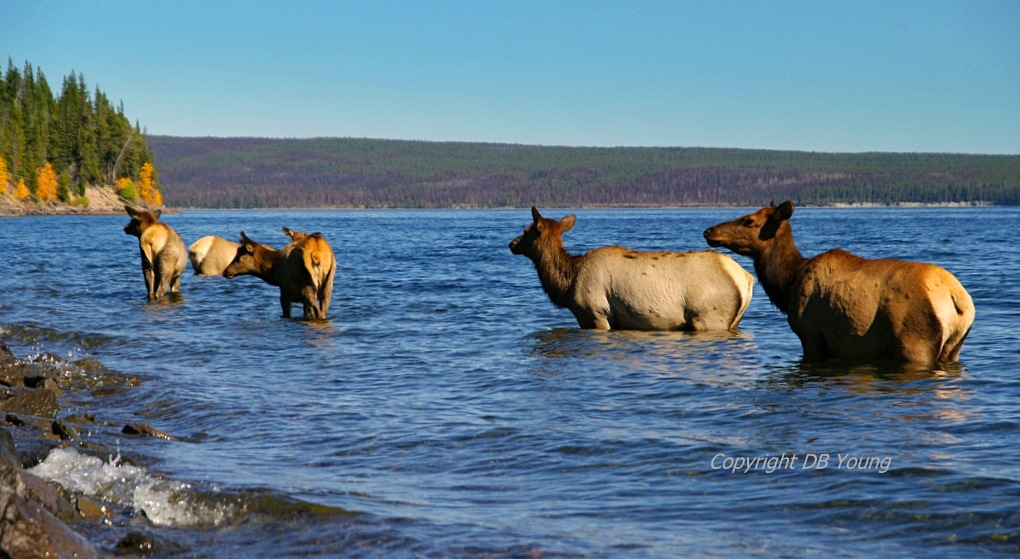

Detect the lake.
[{"left": 1, "top": 207, "right": 1018, "bottom": 557}]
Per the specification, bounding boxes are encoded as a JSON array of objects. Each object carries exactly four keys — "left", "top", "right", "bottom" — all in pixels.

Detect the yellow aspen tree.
[
  {"left": 14, "top": 178, "right": 30, "bottom": 200},
  {"left": 117, "top": 176, "right": 138, "bottom": 201},
  {"left": 139, "top": 162, "right": 159, "bottom": 206},
  {"left": 36, "top": 162, "right": 58, "bottom": 202},
  {"left": 0, "top": 156, "right": 9, "bottom": 195}
]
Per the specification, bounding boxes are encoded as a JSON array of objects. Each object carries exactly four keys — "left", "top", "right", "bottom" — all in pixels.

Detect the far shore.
[{"left": 0, "top": 199, "right": 1000, "bottom": 217}]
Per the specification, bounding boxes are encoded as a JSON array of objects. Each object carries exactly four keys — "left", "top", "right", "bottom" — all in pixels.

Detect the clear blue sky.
[{"left": 3, "top": 0, "right": 1018, "bottom": 153}]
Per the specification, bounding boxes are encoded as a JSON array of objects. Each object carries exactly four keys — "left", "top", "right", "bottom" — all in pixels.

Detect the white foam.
[{"left": 29, "top": 447, "right": 237, "bottom": 526}]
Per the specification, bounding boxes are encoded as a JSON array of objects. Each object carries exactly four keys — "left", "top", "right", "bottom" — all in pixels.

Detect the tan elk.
[
  {"left": 188, "top": 235, "right": 241, "bottom": 275},
  {"left": 123, "top": 205, "right": 187, "bottom": 301},
  {"left": 509, "top": 207, "right": 754, "bottom": 331},
  {"left": 703, "top": 201, "right": 975, "bottom": 364},
  {"left": 223, "top": 227, "right": 336, "bottom": 320}
]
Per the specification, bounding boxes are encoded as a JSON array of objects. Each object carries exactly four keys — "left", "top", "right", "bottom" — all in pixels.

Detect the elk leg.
[{"left": 280, "top": 293, "right": 292, "bottom": 318}]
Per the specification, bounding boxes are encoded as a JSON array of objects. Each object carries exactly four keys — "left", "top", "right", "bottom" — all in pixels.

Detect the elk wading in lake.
[
  {"left": 703, "top": 201, "right": 975, "bottom": 363},
  {"left": 223, "top": 227, "right": 336, "bottom": 320},
  {"left": 188, "top": 235, "right": 241, "bottom": 276},
  {"left": 509, "top": 207, "right": 754, "bottom": 331},
  {"left": 123, "top": 205, "right": 187, "bottom": 301}
]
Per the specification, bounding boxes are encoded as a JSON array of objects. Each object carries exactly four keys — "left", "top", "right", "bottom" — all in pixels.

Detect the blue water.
[{"left": 2, "top": 207, "right": 1019, "bottom": 557}]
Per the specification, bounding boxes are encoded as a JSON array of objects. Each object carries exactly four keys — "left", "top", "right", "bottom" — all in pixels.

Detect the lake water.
[{"left": 1, "top": 207, "right": 1018, "bottom": 557}]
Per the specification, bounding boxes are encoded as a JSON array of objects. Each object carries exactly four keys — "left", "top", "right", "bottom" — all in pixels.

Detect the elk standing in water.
[
  {"left": 189, "top": 236, "right": 241, "bottom": 276},
  {"left": 223, "top": 227, "right": 335, "bottom": 320},
  {"left": 703, "top": 201, "right": 974, "bottom": 363},
  {"left": 509, "top": 207, "right": 754, "bottom": 331},
  {"left": 123, "top": 205, "right": 187, "bottom": 301}
]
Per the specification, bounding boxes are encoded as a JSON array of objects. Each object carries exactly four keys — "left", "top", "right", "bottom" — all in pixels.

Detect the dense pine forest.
[
  {"left": 149, "top": 136, "right": 1020, "bottom": 209},
  {"left": 0, "top": 60, "right": 160, "bottom": 208}
]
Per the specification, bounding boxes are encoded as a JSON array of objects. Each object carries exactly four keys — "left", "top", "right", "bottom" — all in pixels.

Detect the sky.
[{"left": 3, "top": 0, "right": 1018, "bottom": 154}]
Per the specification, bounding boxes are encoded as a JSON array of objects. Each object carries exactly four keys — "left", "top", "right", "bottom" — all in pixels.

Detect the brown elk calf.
[
  {"left": 223, "top": 227, "right": 336, "bottom": 320},
  {"left": 510, "top": 207, "right": 754, "bottom": 331},
  {"left": 188, "top": 235, "right": 241, "bottom": 275},
  {"left": 123, "top": 205, "right": 187, "bottom": 301},
  {"left": 704, "top": 201, "right": 975, "bottom": 364}
]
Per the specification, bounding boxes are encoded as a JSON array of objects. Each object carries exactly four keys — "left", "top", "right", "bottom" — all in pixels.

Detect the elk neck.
[
  {"left": 251, "top": 245, "right": 284, "bottom": 286},
  {"left": 530, "top": 240, "right": 581, "bottom": 309},
  {"left": 753, "top": 226, "right": 805, "bottom": 315}
]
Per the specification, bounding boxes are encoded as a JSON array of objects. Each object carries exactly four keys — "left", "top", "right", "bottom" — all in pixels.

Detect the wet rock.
[
  {"left": 0, "top": 361, "right": 57, "bottom": 389},
  {"left": 51, "top": 420, "right": 79, "bottom": 441},
  {"left": 0, "top": 482, "right": 99, "bottom": 559},
  {"left": 0, "top": 387, "right": 59, "bottom": 419},
  {"left": 0, "top": 345, "right": 15, "bottom": 366},
  {"left": 75, "top": 494, "right": 113, "bottom": 521},
  {"left": 114, "top": 531, "right": 187, "bottom": 556},
  {"left": 0, "top": 429, "right": 99, "bottom": 559},
  {"left": 0, "top": 429, "right": 21, "bottom": 470},
  {"left": 122, "top": 423, "right": 177, "bottom": 441},
  {"left": 71, "top": 356, "right": 110, "bottom": 376}
]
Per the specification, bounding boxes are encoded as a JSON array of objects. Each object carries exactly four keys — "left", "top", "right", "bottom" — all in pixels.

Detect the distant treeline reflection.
[{"left": 148, "top": 136, "right": 1020, "bottom": 209}]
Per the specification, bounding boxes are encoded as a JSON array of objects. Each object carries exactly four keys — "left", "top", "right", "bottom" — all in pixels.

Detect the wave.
[{"left": 28, "top": 448, "right": 353, "bottom": 528}]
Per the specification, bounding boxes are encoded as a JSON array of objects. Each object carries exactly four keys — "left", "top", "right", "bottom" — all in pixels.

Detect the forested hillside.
[
  {"left": 1, "top": 60, "right": 160, "bottom": 210},
  {"left": 148, "top": 136, "right": 1020, "bottom": 209}
]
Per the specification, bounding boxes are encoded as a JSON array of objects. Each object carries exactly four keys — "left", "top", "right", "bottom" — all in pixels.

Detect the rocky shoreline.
[
  {"left": 0, "top": 341, "right": 177, "bottom": 557},
  {"left": 0, "top": 185, "right": 130, "bottom": 217}
]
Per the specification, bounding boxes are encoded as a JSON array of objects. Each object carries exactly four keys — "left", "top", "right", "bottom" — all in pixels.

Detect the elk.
[
  {"left": 703, "top": 201, "right": 975, "bottom": 364},
  {"left": 188, "top": 235, "right": 241, "bottom": 275},
  {"left": 509, "top": 207, "right": 754, "bottom": 331},
  {"left": 123, "top": 205, "right": 187, "bottom": 301},
  {"left": 223, "top": 227, "right": 335, "bottom": 320}
]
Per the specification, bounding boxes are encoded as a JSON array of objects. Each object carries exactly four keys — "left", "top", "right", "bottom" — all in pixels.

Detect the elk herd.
[{"left": 124, "top": 201, "right": 975, "bottom": 365}]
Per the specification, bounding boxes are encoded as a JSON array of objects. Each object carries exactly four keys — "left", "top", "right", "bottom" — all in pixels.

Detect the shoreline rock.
[
  {"left": 0, "top": 341, "right": 175, "bottom": 558},
  {"left": 0, "top": 185, "right": 179, "bottom": 217}
]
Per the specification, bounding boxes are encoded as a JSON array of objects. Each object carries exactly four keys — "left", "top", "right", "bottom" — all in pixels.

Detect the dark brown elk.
[
  {"left": 123, "top": 205, "right": 187, "bottom": 301},
  {"left": 188, "top": 235, "right": 241, "bottom": 276},
  {"left": 509, "top": 207, "right": 754, "bottom": 331},
  {"left": 223, "top": 227, "right": 336, "bottom": 320},
  {"left": 703, "top": 201, "right": 975, "bottom": 363}
]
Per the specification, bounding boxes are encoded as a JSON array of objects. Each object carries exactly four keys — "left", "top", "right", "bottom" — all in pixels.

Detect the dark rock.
[
  {"left": 122, "top": 423, "right": 177, "bottom": 441},
  {"left": 51, "top": 420, "right": 79, "bottom": 441},
  {"left": 0, "top": 443, "right": 98, "bottom": 559},
  {"left": 0, "top": 387, "right": 59, "bottom": 419},
  {"left": 113, "top": 531, "right": 187, "bottom": 556},
  {"left": 75, "top": 494, "right": 113, "bottom": 521},
  {"left": 0, "top": 481, "right": 99, "bottom": 559},
  {"left": 0, "top": 345, "right": 15, "bottom": 366},
  {"left": 0, "top": 429, "right": 21, "bottom": 470},
  {"left": 0, "top": 361, "right": 56, "bottom": 389}
]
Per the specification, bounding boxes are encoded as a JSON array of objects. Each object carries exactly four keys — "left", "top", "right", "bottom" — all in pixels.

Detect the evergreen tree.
[{"left": 0, "top": 60, "right": 157, "bottom": 206}]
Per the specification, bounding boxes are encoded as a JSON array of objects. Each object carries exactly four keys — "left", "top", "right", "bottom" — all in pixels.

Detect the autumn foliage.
[
  {"left": 0, "top": 156, "right": 8, "bottom": 195},
  {"left": 14, "top": 179, "right": 30, "bottom": 200},
  {"left": 138, "top": 162, "right": 162, "bottom": 206},
  {"left": 36, "top": 162, "right": 58, "bottom": 202}
]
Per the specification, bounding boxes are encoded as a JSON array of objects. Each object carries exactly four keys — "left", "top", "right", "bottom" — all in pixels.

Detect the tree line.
[
  {"left": 147, "top": 136, "right": 1020, "bottom": 209},
  {"left": 0, "top": 60, "right": 161, "bottom": 206}
]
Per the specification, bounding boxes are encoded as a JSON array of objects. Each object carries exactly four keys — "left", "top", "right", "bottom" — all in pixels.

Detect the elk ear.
[
  {"left": 282, "top": 226, "right": 295, "bottom": 239},
  {"left": 774, "top": 201, "right": 794, "bottom": 222},
  {"left": 125, "top": 205, "right": 139, "bottom": 217},
  {"left": 560, "top": 214, "right": 576, "bottom": 232},
  {"left": 531, "top": 206, "right": 543, "bottom": 224},
  {"left": 151, "top": 209, "right": 162, "bottom": 221}
]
